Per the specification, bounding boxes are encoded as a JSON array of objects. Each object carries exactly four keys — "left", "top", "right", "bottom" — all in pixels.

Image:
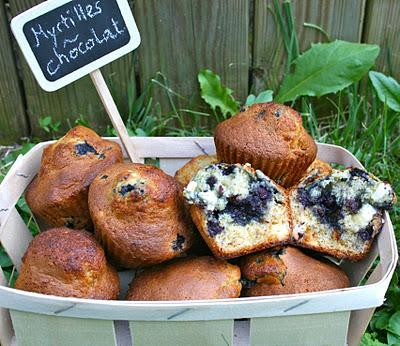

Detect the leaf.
[
  {"left": 371, "top": 310, "right": 392, "bottom": 331},
  {"left": 388, "top": 331, "right": 400, "bottom": 346},
  {"left": 245, "top": 90, "right": 274, "bottom": 106},
  {"left": 360, "top": 333, "right": 387, "bottom": 346},
  {"left": 276, "top": 40, "right": 380, "bottom": 102},
  {"left": 0, "top": 248, "right": 13, "bottom": 268},
  {"left": 388, "top": 312, "right": 400, "bottom": 336},
  {"left": 198, "top": 69, "right": 239, "bottom": 118},
  {"left": 369, "top": 71, "right": 400, "bottom": 112}
]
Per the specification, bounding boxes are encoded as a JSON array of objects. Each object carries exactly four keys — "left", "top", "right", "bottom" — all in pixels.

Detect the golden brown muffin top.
[
  {"left": 303, "top": 159, "right": 333, "bottom": 178},
  {"left": 125, "top": 256, "right": 242, "bottom": 300},
  {"left": 175, "top": 154, "right": 219, "bottom": 188},
  {"left": 241, "top": 247, "right": 349, "bottom": 296},
  {"left": 91, "top": 163, "right": 182, "bottom": 217},
  {"left": 38, "top": 125, "right": 123, "bottom": 188},
  {"left": 15, "top": 228, "right": 120, "bottom": 299},
  {"left": 214, "top": 103, "right": 316, "bottom": 161},
  {"left": 89, "top": 163, "right": 194, "bottom": 268}
]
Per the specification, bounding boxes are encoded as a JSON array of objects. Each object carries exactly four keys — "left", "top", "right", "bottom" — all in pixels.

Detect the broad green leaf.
[
  {"left": 276, "top": 40, "right": 379, "bottom": 102},
  {"left": 369, "top": 71, "right": 400, "bottom": 112},
  {"left": 388, "top": 331, "right": 400, "bottom": 346},
  {"left": 198, "top": 69, "right": 239, "bottom": 118},
  {"left": 388, "top": 312, "right": 400, "bottom": 336},
  {"left": 360, "top": 333, "right": 387, "bottom": 346},
  {"left": 246, "top": 90, "right": 274, "bottom": 106},
  {"left": 0, "top": 248, "right": 12, "bottom": 267},
  {"left": 371, "top": 310, "right": 392, "bottom": 331}
]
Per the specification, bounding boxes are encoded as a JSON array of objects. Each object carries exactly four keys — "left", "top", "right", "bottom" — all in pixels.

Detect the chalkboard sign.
[{"left": 11, "top": 0, "right": 140, "bottom": 91}]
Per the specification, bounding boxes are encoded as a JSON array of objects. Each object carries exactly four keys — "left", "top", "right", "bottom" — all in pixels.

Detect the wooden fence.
[{"left": 0, "top": 0, "right": 399, "bottom": 144}]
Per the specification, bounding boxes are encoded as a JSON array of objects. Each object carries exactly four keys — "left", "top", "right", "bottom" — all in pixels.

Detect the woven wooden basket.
[{"left": 0, "top": 137, "right": 397, "bottom": 346}]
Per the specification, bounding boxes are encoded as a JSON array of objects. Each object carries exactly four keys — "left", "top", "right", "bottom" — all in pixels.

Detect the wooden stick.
[{"left": 90, "top": 69, "right": 138, "bottom": 162}]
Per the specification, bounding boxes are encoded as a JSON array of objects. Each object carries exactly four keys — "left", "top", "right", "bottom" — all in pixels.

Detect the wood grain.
[
  {"left": 252, "top": 0, "right": 366, "bottom": 93},
  {"left": 363, "top": 0, "right": 400, "bottom": 80},
  {"left": 134, "top": 0, "right": 249, "bottom": 112},
  {"left": 8, "top": 0, "right": 135, "bottom": 138},
  {"left": 0, "top": 0, "right": 28, "bottom": 144}
]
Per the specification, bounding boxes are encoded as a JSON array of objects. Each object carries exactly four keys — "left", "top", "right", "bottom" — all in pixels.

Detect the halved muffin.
[
  {"left": 184, "top": 163, "right": 291, "bottom": 259},
  {"left": 290, "top": 168, "right": 396, "bottom": 260}
]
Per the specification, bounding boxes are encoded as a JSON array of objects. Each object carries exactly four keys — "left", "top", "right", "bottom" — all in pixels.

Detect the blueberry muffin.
[
  {"left": 241, "top": 247, "right": 349, "bottom": 296},
  {"left": 290, "top": 168, "right": 396, "bottom": 260},
  {"left": 184, "top": 163, "right": 291, "bottom": 259},
  {"left": 26, "top": 126, "right": 123, "bottom": 230},
  {"left": 125, "top": 256, "right": 241, "bottom": 300},
  {"left": 214, "top": 103, "right": 317, "bottom": 188},
  {"left": 175, "top": 155, "right": 219, "bottom": 188},
  {"left": 88, "top": 163, "right": 194, "bottom": 268},
  {"left": 15, "top": 228, "right": 120, "bottom": 299}
]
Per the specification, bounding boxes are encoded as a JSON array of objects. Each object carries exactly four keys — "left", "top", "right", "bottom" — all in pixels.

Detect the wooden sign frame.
[{"left": 11, "top": 0, "right": 141, "bottom": 92}]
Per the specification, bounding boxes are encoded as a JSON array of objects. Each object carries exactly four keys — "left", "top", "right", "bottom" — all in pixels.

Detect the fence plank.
[
  {"left": 363, "top": 0, "right": 400, "bottom": 80},
  {"left": 8, "top": 0, "right": 135, "bottom": 138},
  {"left": 135, "top": 0, "right": 249, "bottom": 111},
  {"left": 0, "top": 0, "right": 28, "bottom": 144},
  {"left": 252, "top": 0, "right": 366, "bottom": 93}
]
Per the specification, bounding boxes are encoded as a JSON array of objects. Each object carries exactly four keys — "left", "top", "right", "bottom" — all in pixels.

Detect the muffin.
[
  {"left": 184, "top": 163, "right": 291, "bottom": 259},
  {"left": 175, "top": 155, "right": 219, "bottom": 188},
  {"left": 26, "top": 126, "right": 123, "bottom": 230},
  {"left": 125, "top": 256, "right": 241, "bottom": 300},
  {"left": 303, "top": 158, "right": 332, "bottom": 178},
  {"left": 88, "top": 163, "right": 194, "bottom": 268},
  {"left": 15, "top": 228, "right": 120, "bottom": 299},
  {"left": 241, "top": 247, "right": 349, "bottom": 296},
  {"left": 290, "top": 168, "right": 396, "bottom": 260},
  {"left": 214, "top": 103, "right": 317, "bottom": 187}
]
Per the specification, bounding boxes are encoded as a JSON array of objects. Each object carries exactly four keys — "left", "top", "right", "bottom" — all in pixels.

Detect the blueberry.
[
  {"left": 256, "top": 186, "right": 271, "bottom": 200},
  {"left": 207, "top": 219, "right": 224, "bottom": 237},
  {"left": 240, "top": 277, "right": 257, "bottom": 288},
  {"left": 206, "top": 176, "right": 217, "bottom": 189},
  {"left": 358, "top": 228, "right": 372, "bottom": 241},
  {"left": 350, "top": 168, "right": 370, "bottom": 181},
  {"left": 100, "top": 175, "right": 108, "bottom": 180},
  {"left": 274, "top": 109, "right": 281, "bottom": 118},
  {"left": 172, "top": 234, "right": 185, "bottom": 251},
  {"left": 221, "top": 165, "right": 235, "bottom": 176},
  {"left": 345, "top": 197, "right": 362, "bottom": 214},
  {"left": 75, "top": 141, "right": 97, "bottom": 156},
  {"left": 119, "top": 184, "right": 136, "bottom": 196}
]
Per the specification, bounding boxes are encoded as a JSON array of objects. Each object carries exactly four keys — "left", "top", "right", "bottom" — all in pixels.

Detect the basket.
[{"left": 0, "top": 137, "right": 397, "bottom": 346}]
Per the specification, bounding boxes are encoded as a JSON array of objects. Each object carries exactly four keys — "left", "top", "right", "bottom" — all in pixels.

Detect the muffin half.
[
  {"left": 290, "top": 168, "right": 396, "bottom": 260},
  {"left": 184, "top": 163, "right": 291, "bottom": 259}
]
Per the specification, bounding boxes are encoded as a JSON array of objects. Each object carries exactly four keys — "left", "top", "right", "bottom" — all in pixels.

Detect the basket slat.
[
  {"left": 1, "top": 208, "right": 33, "bottom": 270},
  {"left": 0, "top": 268, "right": 14, "bottom": 346},
  {"left": 129, "top": 320, "right": 234, "bottom": 346},
  {"left": 250, "top": 311, "right": 350, "bottom": 346},
  {"left": 159, "top": 158, "right": 191, "bottom": 176},
  {"left": 10, "top": 310, "right": 116, "bottom": 346}
]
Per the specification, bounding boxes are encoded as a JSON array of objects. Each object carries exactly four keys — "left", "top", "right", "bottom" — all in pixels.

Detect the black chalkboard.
[{"left": 22, "top": 0, "right": 131, "bottom": 82}]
